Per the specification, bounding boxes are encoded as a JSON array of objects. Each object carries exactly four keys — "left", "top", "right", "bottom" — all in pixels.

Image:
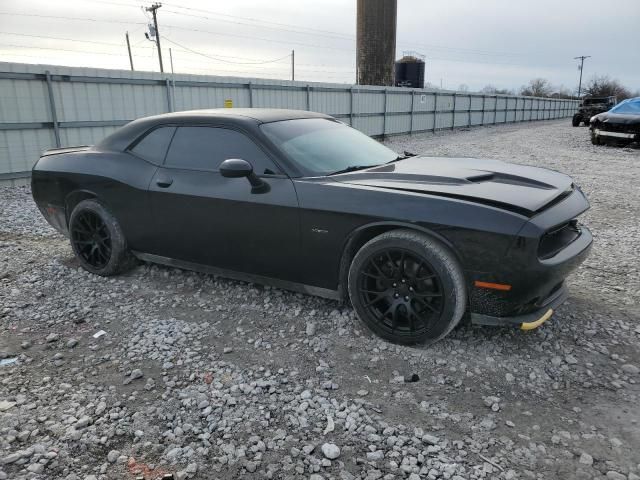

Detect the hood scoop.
[{"left": 335, "top": 156, "right": 574, "bottom": 215}]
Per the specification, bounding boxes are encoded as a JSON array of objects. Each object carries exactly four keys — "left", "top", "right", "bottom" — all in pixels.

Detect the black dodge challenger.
[{"left": 32, "top": 109, "right": 592, "bottom": 345}]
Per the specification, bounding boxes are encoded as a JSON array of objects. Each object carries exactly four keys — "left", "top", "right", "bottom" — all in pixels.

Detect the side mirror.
[
  {"left": 220, "top": 158, "right": 253, "bottom": 178},
  {"left": 219, "top": 158, "right": 270, "bottom": 194}
]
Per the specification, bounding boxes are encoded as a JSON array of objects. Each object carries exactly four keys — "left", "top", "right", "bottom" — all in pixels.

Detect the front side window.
[
  {"left": 164, "top": 126, "right": 279, "bottom": 175},
  {"left": 260, "top": 118, "right": 398, "bottom": 176},
  {"left": 129, "top": 126, "right": 176, "bottom": 164}
]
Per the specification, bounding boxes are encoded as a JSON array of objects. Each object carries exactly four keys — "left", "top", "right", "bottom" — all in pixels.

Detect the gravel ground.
[{"left": 1, "top": 119, "right": 639, "bottom": 480}]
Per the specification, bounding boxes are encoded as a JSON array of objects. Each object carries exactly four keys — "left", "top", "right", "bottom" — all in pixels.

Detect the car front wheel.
[
  {"left": 572, "top": 114, "right": 581, "bottom": 127},
  {"left": 69, "top": 199, "right": 136, "bottom": 276},
  {"left": 348, "top": 230, "right": 466, "bottom": 345}
]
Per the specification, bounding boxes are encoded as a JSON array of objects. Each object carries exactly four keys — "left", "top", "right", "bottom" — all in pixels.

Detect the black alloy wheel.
[
  {"left": 68, "top": 199, "right": 136, "bottom": 276},
  {"left": 357, "top": 248, "right": 444, "bottom": 337},
  {"left": 71, "top": 210, "right": 112, "bottom": 269},
  {"left": 348, "top": 230, "right": 466, "bottom": 345}
]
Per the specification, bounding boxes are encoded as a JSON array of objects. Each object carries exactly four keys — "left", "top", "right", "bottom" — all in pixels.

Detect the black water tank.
[{"left": 395, "top": 55, "right": 425, "bottom": 88}]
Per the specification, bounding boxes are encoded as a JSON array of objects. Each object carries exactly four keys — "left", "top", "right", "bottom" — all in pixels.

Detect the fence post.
[
  {"left": 481, "top": 95, "right": 486, "bottom": 125},
  {"left": 165, "top": 79, "right": 173, "bottom": 112},
  {"left": 433, "top": 92, "right": 438, "bottom": 132},
  {"left": 44, "top": 70, "right": 61, "bottom": 148},
  {"left": 409, "top": 90, "right": 415, "bottom": 134},
  {"left": 451, "top": 92, "right": 457, "bottom": 130},
  {"left": 248, "top": 82, "right": 253, "bottom": 107},
  {"left": 350, "top": 86, "right": 354, "bottom": 127},
  {"left": 493, "top": 95, "right": 498, "bottom": 125},
  {"left": 306, "top": 85, "right": 310, "bottom": 110},
  {"left": 522, "top": 96, "right": 526, "bottom": 121},
  {"left": 467, "top": 94, "right": 472, "bottom": 127},
  {"left": 382, "top": 89, "right": 388, "bottom": 137}
]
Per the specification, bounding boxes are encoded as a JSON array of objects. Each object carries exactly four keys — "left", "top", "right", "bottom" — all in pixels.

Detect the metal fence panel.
[{"left": 0, "top": 61, "right": 579, "bottom": 179}]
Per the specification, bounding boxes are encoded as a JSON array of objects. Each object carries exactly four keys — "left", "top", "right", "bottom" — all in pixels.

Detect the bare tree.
[
  {"left": 481, "top": 85, "right": 514, "bottom": 95},
  {"left": 583, "top": 75, "right": 632, "bottom": 100},
  {"left": 520, "top": 78, "right": 553, "bottom": 97},
  {"left": 550, "top": 85, "right": 574, "bottom": 99}
]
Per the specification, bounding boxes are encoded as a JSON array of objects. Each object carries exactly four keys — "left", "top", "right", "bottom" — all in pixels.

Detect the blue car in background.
[{"left": 590, "top": 97, "right": 640, "bottom": 146}]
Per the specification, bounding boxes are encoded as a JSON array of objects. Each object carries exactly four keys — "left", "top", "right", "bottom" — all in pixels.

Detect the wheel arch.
[
  {"left": 64, "top": 190, "right": 99, "bottom": 226},
  {"left": 337, "top": 221, "right": 464, "bottom": 301}
]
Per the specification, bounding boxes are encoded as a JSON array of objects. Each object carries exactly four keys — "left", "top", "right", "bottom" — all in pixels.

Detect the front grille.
[
  {"left": 538, "top": 219, "right": 581, "bottom": 259},
  {"left": 601, "top": 122, "right": 640, "bottom": 134}
]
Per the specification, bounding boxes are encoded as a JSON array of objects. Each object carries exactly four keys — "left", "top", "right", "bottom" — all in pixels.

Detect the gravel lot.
[{"left": 1, "top": 120, "right": 639, "bottom": 480}]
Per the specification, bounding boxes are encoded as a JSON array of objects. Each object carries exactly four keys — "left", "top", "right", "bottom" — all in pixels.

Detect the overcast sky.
[{"left": 0, "top": 0, "right": 638, "bottom": 93}]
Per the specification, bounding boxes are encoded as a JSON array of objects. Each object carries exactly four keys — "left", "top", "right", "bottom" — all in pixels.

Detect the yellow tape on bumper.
[{"left": 520, "top": 308, "right": 554, "bottom": 331}]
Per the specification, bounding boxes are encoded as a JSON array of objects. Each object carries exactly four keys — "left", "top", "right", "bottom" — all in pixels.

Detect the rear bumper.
[{"left": 471, "top": 283, "right": 568, "bottom": 329}]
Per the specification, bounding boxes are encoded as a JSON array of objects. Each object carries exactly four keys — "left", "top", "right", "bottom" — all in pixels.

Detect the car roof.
[
  {"left": 96, "top": 108, "right": 333, "bottom": 152},
  {"left": 141, "top": 108, "right": 330, "bottom": 124}
]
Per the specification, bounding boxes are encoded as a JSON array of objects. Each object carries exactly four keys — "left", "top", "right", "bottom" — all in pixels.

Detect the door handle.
[{"left": 156, "top": 176, "right": 173, "bottom": 188}]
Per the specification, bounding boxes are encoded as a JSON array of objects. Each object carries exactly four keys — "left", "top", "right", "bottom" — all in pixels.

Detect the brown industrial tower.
[{"left": 356, "top": 0, "right": 398, "bottom": 86}]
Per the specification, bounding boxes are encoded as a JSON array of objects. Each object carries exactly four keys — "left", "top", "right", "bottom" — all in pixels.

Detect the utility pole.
[
  {"left": 291, "top": 50, "right": 295, "bottom": 82},
  {"left": 146, "top": 2, "right": 164, "bottom": 73},
  {"left": 125, "top": 31, "right": 134, "bottom": 71},
  {"left": 574, "top": 55, "right": 590, "bottom": 98}
]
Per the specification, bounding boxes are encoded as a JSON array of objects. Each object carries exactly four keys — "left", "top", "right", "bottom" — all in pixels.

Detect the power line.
[
  {"left": 161, "top": 36, "right": 291, "bottom": 65},
  {"left": 0, "top": 31, "right": 151, "bottom": 49},
  {"left": 160, "top": 23, "right": 351, "bottom": 52},
  {"left": 1, "top": 43, "right": 129, "bottom": 57},
  {"left": 0, "top": 11, "right": 529, "bottom": 61},
  {"left": 160, "top": 8, "right": 354, "bottom": 42},
  {"left": 158, "top": 2, "right": 355, "bottom": 39},
  {"left": 0, "top": 11, "right": 145, "bottom": 25}
]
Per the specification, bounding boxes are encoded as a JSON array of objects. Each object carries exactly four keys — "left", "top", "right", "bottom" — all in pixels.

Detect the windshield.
[
  {"left": 610, "top": 97, "right": 640, "bottom": 115},
  {"left": 261, "top": 118, "right": 398, "bottom": 176}
]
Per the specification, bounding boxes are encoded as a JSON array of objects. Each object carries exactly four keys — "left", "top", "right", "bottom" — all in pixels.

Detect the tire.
[
  {"left": 68, "top": 199, "right": 136, "bottom": 276},
  {"left": 583, "top": 120, "right": 590, "bottom": 127},
  {"left": 572, "top": 114, "right": 581, "bottom": 127},
  {"left": 590, "top": 130, "right": 601, "bottom": 146},
  {"left": 348, "top": 229, "right": 466, "bottom": 345}
]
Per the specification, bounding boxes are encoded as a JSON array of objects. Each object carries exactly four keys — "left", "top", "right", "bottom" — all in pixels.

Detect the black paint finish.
[{"left": 31, "top": 108, "right": 592, "bottom": 321}]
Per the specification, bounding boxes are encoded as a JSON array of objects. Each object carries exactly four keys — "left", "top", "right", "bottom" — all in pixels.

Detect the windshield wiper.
[
  {"left": 327, "top": 165, "right": 376, "bottom": 176},
  {"left": 387, "top": 150, "right": 417, "bottom": 164}
]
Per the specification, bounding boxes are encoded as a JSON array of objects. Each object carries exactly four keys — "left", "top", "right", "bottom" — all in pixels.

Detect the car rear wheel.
[
  {"left": 69, "top": 199, "right": 136, "bottom": 276},
  {"left": 348, "top": 230, "right": 466, "bottom": 345},
  {"left": 572, "top": 114, "right": 581, "bottom": 127}
]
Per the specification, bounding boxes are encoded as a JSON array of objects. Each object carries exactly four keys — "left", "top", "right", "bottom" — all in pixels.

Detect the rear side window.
[
  {"left": 164, "top": 126, "right": 279, "bottom": 175},
  {"left": 130, "top": 126, "right": 176, "bottom": 164}
]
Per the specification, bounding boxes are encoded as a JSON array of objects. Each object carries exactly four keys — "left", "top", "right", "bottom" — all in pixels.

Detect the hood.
[
  {"left": 332, "top": 156, "right": 574, "bottom": 216},
  {"left": 592, "top": 112, "right": 640, "bottom": 125}
]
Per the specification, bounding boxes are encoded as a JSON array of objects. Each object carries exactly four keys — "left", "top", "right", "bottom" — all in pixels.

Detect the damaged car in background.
[
  {"left": 32, "top": 109, "right": 592, "bottom": 346},
  {"left": 590, "top": 97, "right": 640, "bottom": 146}
]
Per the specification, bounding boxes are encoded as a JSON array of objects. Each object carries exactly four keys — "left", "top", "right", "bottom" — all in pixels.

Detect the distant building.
[
  {"left": 356, "top": 0, "right": 397, "bottom": 86},
  {"left": 395, "top": 52, "right": 426, "bottom": 89}
]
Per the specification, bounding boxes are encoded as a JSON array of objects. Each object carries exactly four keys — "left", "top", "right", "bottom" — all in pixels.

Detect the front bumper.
[
  {"left": 471, "top": 283, "right": 568, "bottom": 329},
  {"left": 594, "top": 128, "right": 638, "bottom": 140}
]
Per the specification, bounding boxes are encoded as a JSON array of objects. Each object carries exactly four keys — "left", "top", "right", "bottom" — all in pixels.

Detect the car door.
[{"left": 147, "top": 125, "right": 301, "bottom": 283}]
